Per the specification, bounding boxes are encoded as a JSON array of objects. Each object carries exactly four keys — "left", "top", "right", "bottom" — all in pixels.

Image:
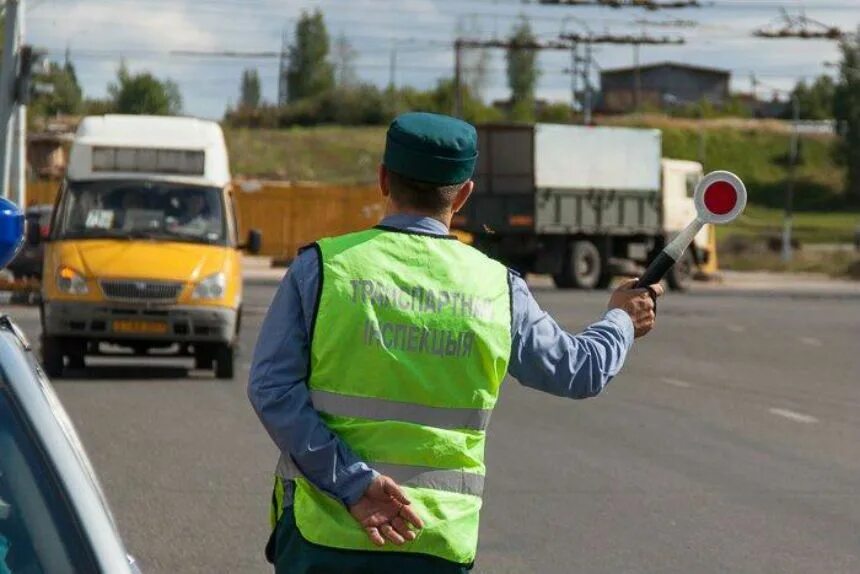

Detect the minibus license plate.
[{"left": 112, "top": 320, "right": 168, "bottom": 335}]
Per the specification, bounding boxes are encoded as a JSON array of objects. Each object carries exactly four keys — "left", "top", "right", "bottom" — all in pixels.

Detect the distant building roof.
[{"left": 601, "top": 61, "right": 730, "bottom": 79}]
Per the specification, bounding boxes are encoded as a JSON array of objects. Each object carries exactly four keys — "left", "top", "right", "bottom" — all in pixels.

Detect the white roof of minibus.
[{"left": 68, "top": 115, "right": 231, "bottom": 187}]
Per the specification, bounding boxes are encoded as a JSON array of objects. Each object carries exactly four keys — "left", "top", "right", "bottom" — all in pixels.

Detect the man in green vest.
[{"left": 249, "top": 112, "right": 663, "bottom": 573}]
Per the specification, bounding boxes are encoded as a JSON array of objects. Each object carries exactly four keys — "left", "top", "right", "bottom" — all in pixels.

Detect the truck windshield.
[{"left": 54, "top": 181, "right": 227, "bottom": 245}]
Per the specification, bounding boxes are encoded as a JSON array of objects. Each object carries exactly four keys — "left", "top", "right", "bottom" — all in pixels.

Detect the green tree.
[
  {"left": 834, "top": 28, "right": 860, "bottom": 202},
  {"left": 286, "top": 10, "right": 335, "bottom": 102},
  {"left": 239, "top": 68, "right": 261, "bottom": 109},
  {"left": 30, "top": 53, "right": 83, "bottom": 117},
  {"left": 108, "top": 61, "right": 182, "bottom": 115},
  {"left": 505, "top": 16, "right": 539, "bottom": 121},
  {"left": 789, "top": 76, "right": 836, "bottom": 120}
]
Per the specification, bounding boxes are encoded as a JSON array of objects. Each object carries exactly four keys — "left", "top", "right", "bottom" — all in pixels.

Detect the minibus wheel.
[
  {"left": 41, "top": 336, "right": 65, "bottom": 378},
  {"left": 194, "top": 344, "right": 215, "bottom": 370},
  {"left": 215, "top": 344, "right": 234, "bottom": 379}
]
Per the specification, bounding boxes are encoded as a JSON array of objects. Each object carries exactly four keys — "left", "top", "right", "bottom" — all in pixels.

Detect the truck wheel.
[
  {"left": 554, "top": 240, "right": 604, "bottom": 290},
  {"left": 214, "top": 344, "right": 235, "bottom": 380},
  {"left": 666, "top": 249, "right": 696, "bottom": 292},
  {"left": 41, "top": 336, "right": 65, "bottom": 378}
]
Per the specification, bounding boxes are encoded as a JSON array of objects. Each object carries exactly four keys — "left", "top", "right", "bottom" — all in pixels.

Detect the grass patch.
[
  {"left": 226, "top": 121, "right": 850, "bottom": 211},
  {"left": 225, "top": 125, "right": 385, "bottom": 184},
  {"left": 719, "top": 249, "right": 860, "bottom": 280},
  {"left": 608, "top": 117, "right": 848, "bottom": 211},
  {"left": 717, "top": 204, "right": 860, "bottom": 244},
  {"left": 224, "top": 121, "right": 858, "bottom": 248}
]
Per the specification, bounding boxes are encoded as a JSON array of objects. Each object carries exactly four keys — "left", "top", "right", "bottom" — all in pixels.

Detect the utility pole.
[
  {"left": 388, "top": 43, "right": 397, "bottom": 91},
  {"left": 0, "top": 0, "right": 25, "bottom": 205},
  {"left": 633, "top": 42, "right": 641, "bottom": 112},
  {"left": 782, "top": 94, "right": 800, "bottom": 263},
  {"left": 453, "top": 39, "right": 463, "bottom": 117},
  {"left": 569, "top": 42, "right": 578, "bottom": 114},
  {"left": 388, "top": 42, "right": 399, "bottom": 112},
  {"left": 277, "top": 28, "right": 289, "bottom": 106},
  {"left": 560, "top": 32, "right": 684, "bottom": 122},
  {"left": 583, "top": 41, "right": 593, "bottom": 125}
]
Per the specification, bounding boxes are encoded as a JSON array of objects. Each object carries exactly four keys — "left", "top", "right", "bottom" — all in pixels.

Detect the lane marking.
[
  {"left": 768, "top": 407, "right": 818, "bottom": 424},
  {"left": 660, "top": 377, "right": 692, "bottom": 389},
  {"left": 726, "top": 324, "right": 746, "bottom": 333},
  {"left": 799, "top": 337, "right": 823, "bottom": 347}
]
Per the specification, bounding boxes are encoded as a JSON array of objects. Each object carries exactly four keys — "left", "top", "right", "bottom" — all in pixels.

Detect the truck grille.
[{"left": 99, "top": 280, "right": 183, "bottom": 303}]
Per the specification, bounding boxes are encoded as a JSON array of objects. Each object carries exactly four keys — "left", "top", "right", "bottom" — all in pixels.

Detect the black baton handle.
[
  {"left": 636, "top": 251, "right": 675, "bottom": 314},
  {"left": 635, "top": 251, "right": 676, "bottom": 289}
]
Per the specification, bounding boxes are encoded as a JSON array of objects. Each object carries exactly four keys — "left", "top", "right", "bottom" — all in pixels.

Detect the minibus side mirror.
[
  {"left": 25, "top": 220, "right": 42, "bottom": 245},
  {"left": 242, "top": 229, "right": 262, "bottom": 254}
]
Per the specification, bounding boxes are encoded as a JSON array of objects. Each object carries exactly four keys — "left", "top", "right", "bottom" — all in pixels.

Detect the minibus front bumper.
[{"left": 42, "top": 301, "right": 237, "bottom": 344}]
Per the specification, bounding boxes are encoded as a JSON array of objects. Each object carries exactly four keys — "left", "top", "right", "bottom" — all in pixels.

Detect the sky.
[{"left": 26, "top": 0, "right": 860, "bottom": 119}]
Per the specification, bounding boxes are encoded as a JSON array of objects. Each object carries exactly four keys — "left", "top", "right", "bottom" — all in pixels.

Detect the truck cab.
[{"left": 40, "top": 115, "right": 260, "bottom": 378}]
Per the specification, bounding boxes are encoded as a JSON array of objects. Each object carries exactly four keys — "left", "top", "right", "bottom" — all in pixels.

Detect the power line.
[
  {"left": 753, "top": 9, "right": 845, "bottom": 40},
  {"left": 559, "top": 32, "right": 685, "bottom": 45},
  {"left": 535, "top": 0, "right": 701, "bottom": 9}
]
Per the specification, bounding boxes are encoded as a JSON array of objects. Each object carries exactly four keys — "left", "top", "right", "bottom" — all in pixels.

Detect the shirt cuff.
[
  {"left": 340, "top": 466, "right": 379, "bottom": 506},
  {"left": 603, "top": 308, "right": 635, "bottom": 348}
]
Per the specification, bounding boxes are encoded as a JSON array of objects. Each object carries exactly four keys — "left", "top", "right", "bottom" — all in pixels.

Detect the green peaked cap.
[{"left": 383, "top": 112, "right": 479, "bottom": 185}]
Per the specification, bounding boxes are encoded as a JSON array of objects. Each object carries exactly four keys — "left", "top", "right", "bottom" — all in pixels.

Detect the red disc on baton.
[
  {"left": 694, "top": 171, "right": 746, "bottom": 225},
  {"left": 703, "top": 180, "right": 738, "bottom": 215}
]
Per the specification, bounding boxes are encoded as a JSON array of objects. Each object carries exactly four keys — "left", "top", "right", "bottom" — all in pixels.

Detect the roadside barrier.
[{"left": 233, "top": 181, "right": 384, "bottom": 260}]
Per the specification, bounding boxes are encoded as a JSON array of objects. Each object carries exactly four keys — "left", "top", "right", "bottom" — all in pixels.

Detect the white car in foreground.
[{"left": 0, "top": 315, "right": 139, "bottom": 573}]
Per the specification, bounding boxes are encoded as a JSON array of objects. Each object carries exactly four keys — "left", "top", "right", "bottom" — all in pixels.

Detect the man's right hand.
[
  {"left": 348, "top": 474, "right": 424, "bottom": 546},
  {"left": 608, "top": 279, "right": 664, "bottom": 338}
]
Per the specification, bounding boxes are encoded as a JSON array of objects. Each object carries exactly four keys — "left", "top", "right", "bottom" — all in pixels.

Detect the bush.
[
  {"left": 224, "top": 80, "right": 503, "bottom": 128},
  {"left": 537, "top": 102, "right": 574, "bottom": 123}
]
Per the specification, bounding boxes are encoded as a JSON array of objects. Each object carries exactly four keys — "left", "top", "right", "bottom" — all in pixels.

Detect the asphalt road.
[{"left": 5, "top": 280, "right": 860, "bottom": 573}]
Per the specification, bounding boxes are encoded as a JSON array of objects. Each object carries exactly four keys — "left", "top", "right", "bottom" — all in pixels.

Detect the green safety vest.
[{"left": 272, "top": 226, "right": 512, "bottom": 564}]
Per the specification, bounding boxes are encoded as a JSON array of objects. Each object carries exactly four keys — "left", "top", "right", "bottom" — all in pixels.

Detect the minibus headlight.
[
  {"left": 56, "top": 266, "right": 89, "bottom": 295},
  {"left": 192, "top": 272, "right": 226, "bottom": 300}
]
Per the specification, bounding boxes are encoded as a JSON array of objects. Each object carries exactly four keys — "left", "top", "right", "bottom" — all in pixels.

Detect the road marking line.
[
  {"left": 726, "top": 324, "right": 746, "bottom": 333},
  {"left": 799, "top": 337, "right": 823, "bottom": 347},
  {"left": 768, "top": 407, "right": 818, "bottom": 424},
  {"left": 661, "top": 377, "right": 692, "bottom": 388}
]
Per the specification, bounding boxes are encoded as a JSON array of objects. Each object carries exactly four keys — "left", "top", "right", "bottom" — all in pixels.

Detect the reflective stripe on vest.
[
  {"left": 277, "top": 455, "right": 485, "bottom": 497},
  {"left": 310, "top": 389, "right": 492, "bottom": 431},
  {"left": 279, "top": 228, "right": 512, "bottom": 565}
]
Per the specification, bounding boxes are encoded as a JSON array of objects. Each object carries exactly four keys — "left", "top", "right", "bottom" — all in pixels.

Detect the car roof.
[{"left": 0, "top": 316, "right": 134, "bottom": 573}]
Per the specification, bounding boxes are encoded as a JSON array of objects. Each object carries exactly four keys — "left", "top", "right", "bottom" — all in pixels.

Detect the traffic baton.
[{"left": 636, "top": 171, "right": 747, "bottom": 289}]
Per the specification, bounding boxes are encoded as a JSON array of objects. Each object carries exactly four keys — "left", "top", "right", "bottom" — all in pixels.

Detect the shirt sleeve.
[
  {"left": 507, "top": 272, "right": 635, "bottom": 399},
  {"left": 247, "top": 248, "right": 376, "bottom": 506}
]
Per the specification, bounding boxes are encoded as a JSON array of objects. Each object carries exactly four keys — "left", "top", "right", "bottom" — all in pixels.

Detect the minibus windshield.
[{"left": 54, "top": 180, "right": 227, "bottom": 245}]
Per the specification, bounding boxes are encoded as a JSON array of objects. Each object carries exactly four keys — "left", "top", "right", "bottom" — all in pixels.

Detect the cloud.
[
  {"left": 23, "top": 0, "right": 860, "bottom": 118},
  {"left": 30, "top": 0, "right": 219, "bottom": 52}
]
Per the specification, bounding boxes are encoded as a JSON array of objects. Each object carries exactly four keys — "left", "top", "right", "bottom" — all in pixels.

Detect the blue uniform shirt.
[{"left": 248, "top": 214, "right": 635, "bottom": 506}]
